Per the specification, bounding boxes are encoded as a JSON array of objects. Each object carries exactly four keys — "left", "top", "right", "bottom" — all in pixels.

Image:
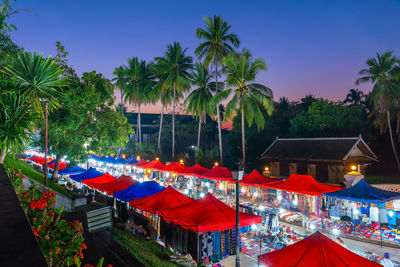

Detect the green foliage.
[
  {"left": 195, "top": 147, "right": 218, "bottom": 168},
  {"left": 0, "top": 0, "right": 22, "bottom": 62},
  {"left": 0, "top": 89, "right": 37, "bottom": 158},
  {"left": 109, "top": 227, "right": 181, "bottom": 267},
  {"left": 36, "top": 70, "right": 132, "bottom": 168},
  {"left": 289, "top": 99, "right": 366, "bottom": 137},
  {"left": 7, "top": 167, "right": 86, "bottom": 267},
  {"left": 2, "top": 51, "right": 69, "bottom": 112},
  {"left": 4, "top": 155, "right": 76, "bottom": 198}
]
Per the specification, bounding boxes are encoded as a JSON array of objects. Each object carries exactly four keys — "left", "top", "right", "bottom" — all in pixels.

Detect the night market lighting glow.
[
  {"left": 184, "top": 189, "right": 189, "bottom": 195},
  {"left": 219, "top": 183, "right": 224, "bottom": 190},
  {"left": 353, "top": 209, "right": 359, "bottom": 215},
  {"left": 264, "top": 166, "right": 269, "bottom": 171},
  {"left": 310, "top": 224, "right": 316, "bottom": 230},
  {"left": 389, "top": 210, "right": 395, "bottom": 217},
  {"left": 241, "top": 188, "right": 246, "bottom": 193},
  {"left": 251, "top": 225, "right": 257, "bottom": 230},
  {"left": 277, "top": 195, "right": 282, "bottom": 201},
  {"left": 200, "top": 192, "right": 205, "bottom": 198},
  {"left": 332, "top": 228, "right": 340, "bottom": 235},
  {"left": 350, "top": 165, "right": 357, "bottom": 171},
  {"left": 253, "top": 192, "right": 258, "bottom": 197},
  {"left": 292, "top": 200, "right": 298, "bottom": 206},
  {"left": 155, "top": 157, "right": 159, "bottom": 161},
  {"left": 258, "top": 205, "right": 265, "bottom": 211},
  {"left": 214, "top": 162, "right": 219, "bottom": 166},
  {"left": 279, "top": 208, "right": 285, "bottom": 213}
]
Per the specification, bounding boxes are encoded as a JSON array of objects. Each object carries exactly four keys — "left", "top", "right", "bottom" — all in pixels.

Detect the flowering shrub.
[{"left": 8, "top": 167, "right": 86, "bottom": 267}]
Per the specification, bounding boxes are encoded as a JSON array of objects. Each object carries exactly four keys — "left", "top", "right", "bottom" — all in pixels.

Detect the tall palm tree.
[
  {"left": 356, "top": 51, "right": 400, "bottom": 172},
  {"left": 344, "top": 89, "right": 364, "bottom": 105},
  {"left": 122, "top": 57, "right": 155, "bottom": 143},
  {"left": 155, "top": 42, "right": 193, "bottom": 161},
  {"left": 113, "top": 65, "right": 126, "bottom": 117},
  {"left": 185, "top": 62, "right": 223, "bottom": 148},
  {"left": 215, "top": 50, "right": 273, "bottom": 170},
  {"left": 195, "top": 15, "right": 240, "bottom": 165}
]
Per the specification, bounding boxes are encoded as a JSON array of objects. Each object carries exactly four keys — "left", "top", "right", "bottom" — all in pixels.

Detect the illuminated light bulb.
[
  {"left": 350, "top": 165, "right": 357, "bottom": 171},
  {"left": 310, "top": 224, "right": 316, "bottom": 230},
  {"left": 251, "top": 225, "right": 257, "bottom": 230},
  {"left": 264, "top": 166, "right": 269, "bottom": 171},
  {"left": 155, "top": 157, "right": 159, "bottom": 161},
  {"left": 205, "top": 182, "right": 210, "bottom": 187},
  {"left": 136, "top": 156, "right": 140, "bottom": 160},
  {"left": 389, "top": 210, "right": 395, "bottom": 217},
  {"left": 292, "top": 200, "right": 298, "bottom": 206},
  {"left": 253, "top": 192, "right": 258, "bottom": 197},
  {"left": 214, "top": 162, "right": 219, "bottom": 166},
  {"left": 332, "top": 228, "right": 340, "bottom": 236},
  {"left": 277, "top": 195, "right": 282, "bottom": 201},
  {"left": 219, "top": 183, "right": 224, "bottom": 190},
  {"left": 241, "top": 188, "right": 246, "bottom": 193},
  {"left": 200, "top": 192, "right": 205, "bottom": 198},
  {"left": 184, "top": 189, "right": 189, "bottom": 195},
  {"left": 279, "top": 208, "right": 285, "bottom": 213}
]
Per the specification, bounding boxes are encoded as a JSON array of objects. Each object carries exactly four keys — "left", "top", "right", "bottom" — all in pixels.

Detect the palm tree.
[
  {"left": 2, "top": 51, "right": 67, "bottom": 112},
  {"left": 215, "top": 50, "right": 273, "bottom": 170},
  {"left": 185, "top": 62, "right": 223, "bottom": 148},
  {"left": 122, "top": 57, "right": 155, "bottom": 143},
  {"left": 0, "top": 78, "right": 37, "bottom": 164},
  {"left": 195, "top": 15, "right": 240, "bottom": 165},
  {"left": 356, "top": 51, "right": 400, "bottom": 172},
  {"left": 113, "top": 66, "right": 126, "bottom": 117},
  {"left": 155, "top": 42, "right": 193, "bottom": 161},
  {"left": 344, "top": 89, "right": 364, "bottom": 105}
]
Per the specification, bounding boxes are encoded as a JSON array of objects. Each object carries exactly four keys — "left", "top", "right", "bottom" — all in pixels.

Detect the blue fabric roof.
[
  {"left": 58, "top": 166, "right": 86, "bottom": 175},
  {"left": 90, "top": 154, "right": 99, "bottom": 159},
  {"left": 114, "top": 181, "right": 165, "bottom": 202},
  {"left": 323, "top": 179, "right": 400, "bottom": 204},
  {"left": 127, "top": 158, "right": 138, "bottom": 164},
  {"left": 116, "top": 157, "right": 127, "bottom": 164},
  {"left": 43, "top": 159, "right": 55, "bottom": 166},
  {"left": 70, "top": 167, "right": 103, "bottom": 182}
]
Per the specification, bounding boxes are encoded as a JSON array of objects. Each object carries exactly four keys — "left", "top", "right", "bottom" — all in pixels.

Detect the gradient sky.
[{"left": 9, "top": 0, "right": 400, "bottom": 113}]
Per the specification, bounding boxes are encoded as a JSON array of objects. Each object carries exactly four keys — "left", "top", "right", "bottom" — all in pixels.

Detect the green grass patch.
[
  {"left": 109, "top": 227, "right": 182, "bottom": 267},
  {"left": 3, "top": 155, "right": 76, "bottom": 199},
  {"left": 365, "top": 175, "right": 400, "bottom": 184}
]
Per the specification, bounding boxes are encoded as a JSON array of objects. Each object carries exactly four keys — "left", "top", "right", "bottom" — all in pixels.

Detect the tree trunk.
[
  {"left": 387, "top": 110, "right": 400, "bottom": 173},
  {"left": 0, "top": 149, "right": 6, "bottom": 164},
  {"left": 157, "top": 105, "right": 164, "bottom": 151},
  {"left": 138, "top": 104, "right": 142, "bottom": 143},
  {"left": 172, "top": 83, "right": 176, "bottom": 161},
  {"left": 44, "top": 101, "right": 48, "bottom": 186},
  {"left": 51, "top": 154, "right": 62, "bottom": 180},
  {"left": 120, "top": 90, "right": 124, "bottom": 117},
  {"left": 215, "top": 59, "right": 223, "bottom": 165},
  {"left": 241, "top": 105, "right": 246, "bottom": 171},
  {"left": 197, "top": 119, "right": 202, "bottom": 149}
]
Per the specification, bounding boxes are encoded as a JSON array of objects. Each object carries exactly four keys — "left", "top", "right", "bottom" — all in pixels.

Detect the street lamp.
[
  {"left": 44, "top": 100, "right": 49, "bottom": 186},
  {"left": 232, "top": 162, "right": 244, "bottom": 267}
]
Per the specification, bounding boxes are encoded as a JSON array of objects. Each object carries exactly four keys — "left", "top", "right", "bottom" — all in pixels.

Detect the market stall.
[
  {"left": 258, "top": 231, "right": 380, "bottom": 266},
  {"left": 113, "top": 181, "right": 165, "bottom": 202},
  {"left": 83, "top": 173, "right": 116, "bottom": 188},
  {"left": 58, "top": 166, "right": 86, "bottom": 176},
  {"left": 94, "top": 174, "right": 137, "bottom": 195}
]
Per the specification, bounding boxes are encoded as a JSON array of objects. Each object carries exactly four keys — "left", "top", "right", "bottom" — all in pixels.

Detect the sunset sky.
[{"left": 9, "top": 0, "right": 400, "bottom": 113}]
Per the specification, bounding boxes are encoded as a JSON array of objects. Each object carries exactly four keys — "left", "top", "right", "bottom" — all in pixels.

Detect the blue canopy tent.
[
  {"left": 127, "top": 158, "right": 138, "bottom": 164},
  {"left": 116, "top": 157, "right": 127, "bottom": 164},
  {"left": 114, "top": 181, "right": 165, "bottom": 202},
  {"left": 70, "top": 168, "right": 104, "bottom": 182},
  {"left": 323, "top": 179, "right": 400, "bottom": 204},
  {"left": 98, "top": 156, "right": 107, "bottom": 162},
  {"left": 90, "top": 154, "right": 99, "bottom": 159},
  {"left": 58, "top": 166, "right": 86, "bottom": 176}
]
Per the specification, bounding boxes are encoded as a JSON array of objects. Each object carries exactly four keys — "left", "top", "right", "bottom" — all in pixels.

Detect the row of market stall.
[{"left": 27, "top": 154, "right": 400, "bottom": 265}]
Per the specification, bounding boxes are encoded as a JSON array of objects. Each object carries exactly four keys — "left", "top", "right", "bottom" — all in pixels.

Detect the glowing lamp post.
[{"left": 232, "top": 163, "right": 244, "bottom": 267}]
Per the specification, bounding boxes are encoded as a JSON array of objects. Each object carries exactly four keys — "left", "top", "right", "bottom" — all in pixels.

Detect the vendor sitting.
[{"left": 362, "top": 214, "right": 371, "bottom": 226}]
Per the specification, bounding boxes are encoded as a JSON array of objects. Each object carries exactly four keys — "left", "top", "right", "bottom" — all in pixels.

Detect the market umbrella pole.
[{"left": 236, "top": 177, "right": 240, "bottom": 267}]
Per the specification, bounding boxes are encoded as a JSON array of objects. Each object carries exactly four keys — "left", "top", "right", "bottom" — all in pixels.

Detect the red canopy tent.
[
  {"left": 83, "top": 173, "right": 117, "bottom": 188},
  {"left": 48, "top": 161, "right": 67, "bottom": 170},
  {"left": 177, "top": 164, "right": 209, "bottom": 177},
  {"left": 266, "top": 174, "right": 341, "bottom": 196},
  {"left": 94, "top": 174, "right": 137, "bottom": 195},
  {"left": 228, "top": 170, "right": 283, "bottom": 187},
  {"left": 158, "top": 193, "right": 262, "bottom": 232},
  {"left": 29, "top": 155, "right": 38, "bottom": 161},
  {"left": 159, "top": 162, "right": 189, "bottom": 173},
  {"left": 131, "top": 159, "right": 148, "bottom": 167},
  {"left": 198, "top": 166, "right": 232, "bottom": 181},
  {"left": 138, "top": 160, "right": 166, "bottom": 170},
  {"left": 34, "top": 157, "right": 53, "bottom": 165},
  {"left": 129, "top": 186, "right": 194, "bottom": 214},
  {"left": 258, "top": 231, "right": 380, "bottom": 267}
]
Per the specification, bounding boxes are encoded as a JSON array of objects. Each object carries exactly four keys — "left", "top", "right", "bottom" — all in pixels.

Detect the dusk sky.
[{"left": 9, "top": 0, "right": 400, "bottom": 113}]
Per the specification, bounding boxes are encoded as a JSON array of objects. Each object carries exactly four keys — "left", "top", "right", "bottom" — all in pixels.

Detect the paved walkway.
[{"left": 219, "top": 253, "right": 258, "bottom": 267}]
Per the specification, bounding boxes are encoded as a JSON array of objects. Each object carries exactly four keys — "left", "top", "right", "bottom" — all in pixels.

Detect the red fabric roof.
[
  {"left": 94, "top": 174, "right": 137, "bottom": 195},
  {"left": 177, "top": 164, "right": 209, "bottom": 176},
  {"left": 138, "top": 160, "right": 166, "bottom": 170},
  {"left": 158, "top": 193, "right": 262, "bottom": 232},
  {"left": 48, "top": 162, "right": 67, "bottom": 170},
  {"left": 228, "top": 170, "right": 283, "bottom": 187},
  {"left": 83, "top": 173, "right": 117, "bottom": 188},
  {"left": 129, "top": 186, "right": 194, "bottom": 214},
  {"left": 259, "top": 231, "right": 380, "bottom": 267},
  {"left": 198, "top": 166, "right": 232, "bottom": 181},
  {"left": 266, "top": 174, "right": 341, "bottom": 196},
  {"left": 34, "top": 157, "right": 53, "bottom": 165},
  {"left": 29, "top": 155, "right": 38, "bottom": 161},
  {"left": 159, "top": 162, "right": 189, "bottom": 173},
  {"left": 131, "top": 159, "right": 148, "bottom": 167}
]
